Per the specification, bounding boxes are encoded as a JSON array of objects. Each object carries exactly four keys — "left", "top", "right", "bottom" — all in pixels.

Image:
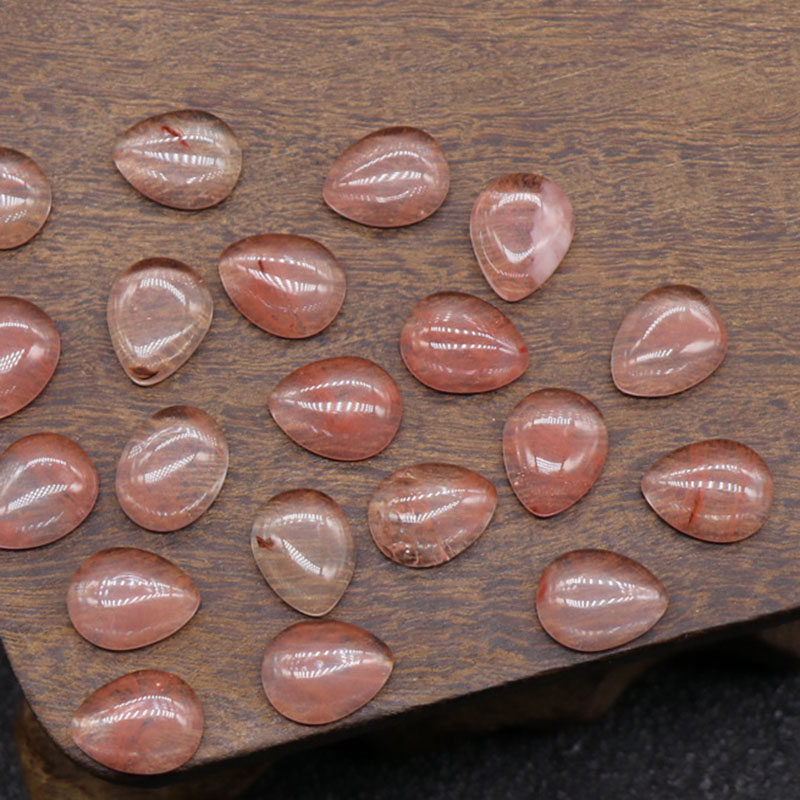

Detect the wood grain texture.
[{"left": 1, "top": 0, "right": 799, "bottom": 778}]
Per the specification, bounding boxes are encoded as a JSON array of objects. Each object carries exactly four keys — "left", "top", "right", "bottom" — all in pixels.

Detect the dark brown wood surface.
[{"left": 2, "top": 0, "right": 799, "bottom": 777}]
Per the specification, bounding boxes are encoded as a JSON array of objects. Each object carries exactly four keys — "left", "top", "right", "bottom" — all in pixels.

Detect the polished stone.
[
  {"left": 369, "top": 463, "right": 497, "bottom": 567},
  {"left": 113, "top": 109, "right": 241, "bottom": 210},
  {"left": 219, "top": 234, "right": 345, "bottom": 338},
  {"left": 107, "top": 258, "right": 213, "bottom": 386},
  {"left": 71, "top": 669, "right": 204, "bottom": 774},
  {"left": 0, "top": 296, "right": 60, "bottom": 419},
  {"left": 269, "top": 356, "right": 402, "bottom": 461},
  {"left": 251, "top": 489, "right": 355, "bottom": 616},
  {"left": 536, "top": 549, "right": 669, "bottom": 652},
  {"left": 116, "top": 405, "right": 228, "bottom": 532},
  {"left": 323, "top": 126, "right": 449, "bottom": 227},
  {"left": 642, "top": 439, "right": 773, "bottom": 543},
  {"left": 400, "top": 292, "right": 528, "bottom": 393},
  {"left": 261, "top": 620, "right": 393, "bottom": 725},
  {"left": 67, "top": 547, "right": 200, "bottom": 650},
  {"left": 470, "top": 173, "right": 574, "bottom": 302},
  {"left": 503, "top": 388, "right": 607, "bottom": 517},
  {"left": 0, "top": 147, "right": 52, "bottom": 249},
  {"left": 0, "top": 434, "right": 98, "bottom": 549},
  {"left": 611, "top": 285, "right": 727, "bottom": 397}
]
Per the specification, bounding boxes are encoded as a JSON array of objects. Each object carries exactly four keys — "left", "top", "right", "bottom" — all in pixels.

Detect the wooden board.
[{"left": 2, "top": 0, "right": 799, "bottom": 778}]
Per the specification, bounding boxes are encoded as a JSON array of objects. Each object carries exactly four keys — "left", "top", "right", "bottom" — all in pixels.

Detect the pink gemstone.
[
  {"left": 113, "top": 109, "right": 241, "bottom": 210},
  {"left": 251, "top": 490, "right": 355, "bottom": 616},
  {"left": 400, "top": 292, "right": 528, "bottom": 393},
  {"left": 0, "top": 296, "right": 60, "bottom": 419},
  {"left": 269, "top": 356, "right": 403, "bottom": 461},
  {"left": 219, "top": 234, "right": 346, "bottom": 338},
  {"left": 0, "top": 147, "right": 52, "bottom": 249},
  {"left": 503, "top": 389, "right": 608, "bottom": 517},
  {"left": 116, "top": 406, "right": 228, "bottom": 532},
  {"left": 67, "top": 547, "right": 200, "bottom": 650},
  {"left": 323, "top": 126, "right": 449, "bottom": 227},
  {"left": 261, "top": 620, "right": 394, "bottom": 725},
  {"left": 611, "top": 285, "right": 728, "bottom": 397},
  {"left": 537, "top": 549, "right": 669, "bottom": 652},
  {"left": 470, "top": 174, "right": 574, "bottom": 302},
  {"left": 368, "top": 463, "right": 497, "bottom": 567},
  {"left": 642, "top": 439, "right": 774, "bottom": 543},
  {"left": 71, "top": 669, "right": 204, "bottom": 774},
  {"left": 0, "top": 433, "right": 98, "bottom": 550},
  {"left": 107, "top": 258, "right": 213, "bottom": 386}
]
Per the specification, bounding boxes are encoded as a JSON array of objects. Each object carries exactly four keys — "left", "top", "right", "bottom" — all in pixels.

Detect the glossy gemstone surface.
[
  {"left": 400, "top": 292, "right": 528, "bottom": 393},
  {"left": 0, "top": 296, "right": 60, "bottom": 419},
  {"left": 251, "top": 490, "right": 355, "bottom": 616},
  {"left": 470, "top": 174, "right": 574, "bottom": 302},
  {"left": 261, "top": 620, "right": 393, "bottom": 725},
  {"left": 71, "top": 670, "right": 203, "bottom": 774},
  {"left": 369, "top": 463, "right": 497, "bottom": 567},
  {"left": 67, "top": 547, "right": 200, "bottom": 650},
  {"left": 113, "top": 109, "right": 241, "bottom": 210},
  {"left": 503, "top": 389, "right": 608, "bottom": 517},
  {"left": 116, "top": 406, "right": 228, "bottom": 532},
  {"left": 611, "top": 285, "right": 727, "bottom": 397},
  {"left": 0, "top": 434, "right": 98, "bottom": 549},
  {"left": 537, "top": 549, "right": 669, "bottom": 652},
  {"left": 642, "top": 439, "right": 773, "bottom": 543},
  {"left": 323, "top": 126, "right": 449, "bottom": 227},
  {"left": 269, "top": 357, "right": 402, "bottom": 461},
  {"left": 219, "top": 234, "right": 345, "bottom": 338},
  {"left": 108, "top": 258, "right": 213, "bottom": 386},
  {"left": 0, "top": 147, "right": 52, "bottom": 249}
]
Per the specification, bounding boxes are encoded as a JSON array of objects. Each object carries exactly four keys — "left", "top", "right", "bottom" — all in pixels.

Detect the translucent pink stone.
[
  {"left": 107, "top": 258, "right": 213, "bottom": 386},
  {"left": 400, "top": 292, "right": 528, "bottom": 393},
  {"left": 324, "top": 127, "right": 449, "bottom": 227},
  {"left": 0, "top": 433, "right": 98, "bottom": 549},
  {"left": 261, "top": 620, "right": 394, "bottom": 725},
  {"left": 116, "top": 406, "right": 228, "bottom": 532},
  {"left": 0, "top": 147, "right": 51, "bottom": 249},
  {"left": 71, "top": 670, "right": 204, "bottom": 774},
  {"left": 470, "top": 174, "right": 574, "bottom": 302},
  {"left": 0, "top": 296, "right": 60, "bottom": 419},
  {"left": 219, "top": 234, "right": 346, "bottom": 338},
  {"left": 67, "top": 547, "right": 200, "bottom": 650},
  {"left": 537, "top": 549, "right": 669, "bottom": 652},
  {"left": 113, "top": 109, "right": 241, "bottom": 210}
]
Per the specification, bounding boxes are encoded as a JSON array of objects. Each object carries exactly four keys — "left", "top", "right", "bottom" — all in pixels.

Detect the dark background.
[{"left": 4, "top": 644, "right": 800, "bottom": 799}]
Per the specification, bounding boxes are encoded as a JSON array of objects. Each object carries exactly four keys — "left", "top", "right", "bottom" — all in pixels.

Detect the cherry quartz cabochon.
[
  {"left": 470, "top": 174, "right": 574, "bottom": 302},
  {"left": 219, "top": 234, "right": 346, "bottom": 338},
  {"left": 251, "top": 489, "right": 355, "bottom": 617},
  {"left": 0, "top": 296, "right": 60, "bottom": 419},
  {"left": 0, "top": 433, "right": 98, "bottom": 549},
  {"left": 323, "top": 126, "right": 450, "bottom": 227},
  {"left": 503, "top": 389, "right": 608, "bottom": 517},
  {"left": 368, "top": 463, "right": 498, "bottom": 568},
  {"left": 261, "top": 620, "right": 394, "bottom": 725},
  {"left": 400, "top": 292, "right": 528, "bottom": 393},
  {"left": 115, "top": 405, "right": 229, "bottom": 532},
  {"left": 0, "top": 147, "right": 51, "bottom": 249},
  {"left": 611, "top": 285, "right": 728, "bottom": 397},
  {"left": 107, "top": 258, "right": 213, "bottom": 386},
  {"left": 536, "top": 549, "right": 669, "bottom": 652},
  {"left": 642, "top": 439, "right": 774, "bottom": 543},
  {"left": 269, "top": 356, "right": 403, "bottom": 461},
  {"left": 67, "top": 547, "right": 201, "bottom": 650},
  {"left": 71, "top": 670, "right": 204, "bottom": 775},
  {"left": 113, "top": 109, "right": 242, "bottom": 210}
]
